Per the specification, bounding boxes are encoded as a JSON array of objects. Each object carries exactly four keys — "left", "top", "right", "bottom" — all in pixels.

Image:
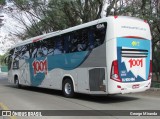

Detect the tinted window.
[
  {"left": 54, "top": 36, "right": 64, "bottom": 55},
  {"left": 45, "top": 38, "right": 55, "bottom": 56},
  {"left": 20, "top": 45, "right": 30, "bottom": 59},
  {"left": 8, "top": 49, "right": 14, "bottom": 70},
  {"left": 89, "top": 23, "right": 107, "bottom": 49},
  {"left": 13, "top": 22, "right": 107, "bottom": 59}
]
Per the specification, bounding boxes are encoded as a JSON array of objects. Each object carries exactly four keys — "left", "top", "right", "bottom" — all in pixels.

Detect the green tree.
[
  {"left": 0, "top": 54, "right": 7, "bottom": 65},
  {"left": 0, "top": 0, "right": 5, "bottom": 5},
  {"left": 12, "top": 0, "right": 107, "bottom": 39}
]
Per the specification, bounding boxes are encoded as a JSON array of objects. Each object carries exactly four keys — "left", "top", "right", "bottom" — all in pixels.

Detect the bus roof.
[
  {"left": 111, "top": 16, "right": 151, "bottom": 40},
  {"left": 12, "top": 16, "right": 151, "bottom": 48}
]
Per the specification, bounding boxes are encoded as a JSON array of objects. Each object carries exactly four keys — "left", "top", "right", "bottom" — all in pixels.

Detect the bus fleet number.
[{"left": 128, "top": 59, "right": 143, "bottom": 68}]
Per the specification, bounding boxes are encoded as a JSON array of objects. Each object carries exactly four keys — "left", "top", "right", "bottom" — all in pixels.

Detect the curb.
[
  {"left": 0, "top": 72, "right": 8, "bottom": 75},
  {"left": 133, "top": 88, "right": 160, "bottom": 97},
  {"left": 148, "top": 87, "right": 160, "bottom": 91}
]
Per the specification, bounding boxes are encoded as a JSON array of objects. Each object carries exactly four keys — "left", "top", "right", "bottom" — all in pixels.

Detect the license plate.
[{"left": 132, "top": 84, "right": 140, "bottom": 89}]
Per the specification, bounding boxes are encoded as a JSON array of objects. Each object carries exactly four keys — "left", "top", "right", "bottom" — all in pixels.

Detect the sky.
[{"left": 0, "top": 1, "right": 23, "bottom": 55}]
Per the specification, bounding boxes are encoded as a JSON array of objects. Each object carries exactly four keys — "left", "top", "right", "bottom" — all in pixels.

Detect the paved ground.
[
  {"left": 128, "top": 88, "right": 160, "bottom": 97},
  {"left": 0, "top": 73, "right": 160, "bottom": 119}
]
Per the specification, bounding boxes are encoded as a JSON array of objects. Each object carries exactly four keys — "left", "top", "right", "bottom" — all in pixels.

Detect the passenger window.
[
  {"left": 87, "top": 23, "right": 107, "bottom": 49},
  {"left": 45, "top": 38, "right": 55, "bottom": 56},
  {"left": 26, "top": 22, "right": 107, "bottom": 57},
  {"left": 63, "top": 34, "right": 70, "bottom": 53},
  {"left": 20, "top": 45, "right": 30, "bottom": 59},
  {"left": 94, "top": 23, "right": 107, "bottom": 48},
  {"left": 54, "top": 36, "right": 64, "bottom": 55},
  {"left": 77, "top": 29, "right": 88, "bottom": 51}
]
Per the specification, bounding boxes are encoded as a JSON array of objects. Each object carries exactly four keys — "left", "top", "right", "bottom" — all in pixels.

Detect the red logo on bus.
[
  {"left": 32, "top": 59, "right": 48, "bottom": 76},
  {"left": 128, "top": 59, "right": 143, "bottom": 68}
]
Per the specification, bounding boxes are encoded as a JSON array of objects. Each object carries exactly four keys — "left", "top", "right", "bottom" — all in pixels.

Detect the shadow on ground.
[{"left": 4, "top": 83, "right": 139, "bottom": 104}]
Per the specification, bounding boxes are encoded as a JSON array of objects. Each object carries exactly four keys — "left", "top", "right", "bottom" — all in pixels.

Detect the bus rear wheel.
[{"left": 62, "top": 79, "right": 74, "bottom": 98}]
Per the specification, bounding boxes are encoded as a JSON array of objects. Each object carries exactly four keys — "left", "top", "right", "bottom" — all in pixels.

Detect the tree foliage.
[
  {"left": 12, "top": 0, "right": 105, "bottom": 39},
  {"left": 0, "top": 54, "right": 7, "bottom": 65},
  {"left": 0, "top": 0, "right": 5, "bottom": 5}
]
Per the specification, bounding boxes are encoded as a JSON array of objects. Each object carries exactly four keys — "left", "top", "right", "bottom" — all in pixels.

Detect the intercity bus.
[{"left": 7, "top": 16, "right": 152, "bottom": 97}]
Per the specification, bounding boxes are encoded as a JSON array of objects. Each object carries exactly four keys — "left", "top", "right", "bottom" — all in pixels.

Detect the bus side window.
[
  {"left": 41, "top": 40, "right": 48, "bottom": 57},
  {"left": 14, "top": 46, "right": 21, "bottom": 61},
  {"left": 54, "top": 36, "right": 64, "bottom": 55},
  {"left": 71, "top": 32, "right": 78, "bottom": 52},
  {"left": 20, "top": 45, "right": 30, "bottom": 59},
  {"left": 77, "top": 29, "right": 88, "bottom": 51},
  {"left": 36, "top": 40, "right": 48, "bottom": 58},
  {"left": 64, "top": 34, "right": 70, "bottom": 53},
  {"left": 31, "top": 40, "right": 46, "bottom": 58},
  {"left": 31, "top": 43, "right": 37, "bottom": 58},
  {"left": 31, "top": 41, "right": 41, "bottom": 58},
  {"left": 94, "top": 23, "right": 107, "bottom": 48},
  {"left": 35, "top": 42, "right": 41, "bottom": 58},
  {"left": 88, "top": 28, "right": 94, "bottom": 50},
  {"left": 46, "top": 38, "right": 55, "bottom": 56}
]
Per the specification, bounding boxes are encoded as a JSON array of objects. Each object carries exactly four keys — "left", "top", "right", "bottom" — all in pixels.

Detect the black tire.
[
  {"left": 62, "top": 79, "right": 74, "bottom": 98},
  {"left": 15, "top": 76, "right": 21, "bottom": 88}
]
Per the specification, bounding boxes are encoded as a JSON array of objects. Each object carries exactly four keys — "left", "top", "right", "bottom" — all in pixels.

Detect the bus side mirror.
[
  {"left": 4, "top": 55, "right": 10, "bottom": 64},
  {"left": 4, "top": 57, "right": 8, "bottom": 64}
]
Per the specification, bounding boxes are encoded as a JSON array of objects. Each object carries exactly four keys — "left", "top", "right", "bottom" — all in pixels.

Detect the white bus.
[{"left": 7, "top": 16, "right": 152, "bottom": 97}]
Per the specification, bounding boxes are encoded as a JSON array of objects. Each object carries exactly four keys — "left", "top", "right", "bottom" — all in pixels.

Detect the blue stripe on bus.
[{"left": 27, "top": 51, "right": 90, "bottom": 86}]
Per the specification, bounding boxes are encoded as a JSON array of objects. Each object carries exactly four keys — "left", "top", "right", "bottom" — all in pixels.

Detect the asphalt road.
[{"left": 0, "top": 73, "right": 160, "bottom": 119}]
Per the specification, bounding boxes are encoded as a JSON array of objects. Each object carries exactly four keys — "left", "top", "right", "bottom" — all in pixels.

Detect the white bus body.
[{"left": 8, "top": 16, "right": 152, "bottom": 97}]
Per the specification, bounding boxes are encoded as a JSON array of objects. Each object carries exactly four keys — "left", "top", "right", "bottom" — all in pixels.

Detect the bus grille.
[
  {"left": 89, "top": 68, "right": 105, "bottom": 91},
  {"left": 121, "top": 49, "right": 148, "bottom": 58}
]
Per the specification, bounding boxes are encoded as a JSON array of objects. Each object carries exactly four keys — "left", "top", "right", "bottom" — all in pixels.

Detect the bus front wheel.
[
  {"left": 62, "top": 79, "right": 74, "bottom": 98},
  {"left": 15, "top": 76, "right": 21, "bottom": 88}
]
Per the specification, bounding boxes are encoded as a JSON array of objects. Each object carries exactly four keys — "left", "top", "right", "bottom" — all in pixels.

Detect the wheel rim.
[{"left": 64, "top": 83, "right": 72, "bottom": 95}]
